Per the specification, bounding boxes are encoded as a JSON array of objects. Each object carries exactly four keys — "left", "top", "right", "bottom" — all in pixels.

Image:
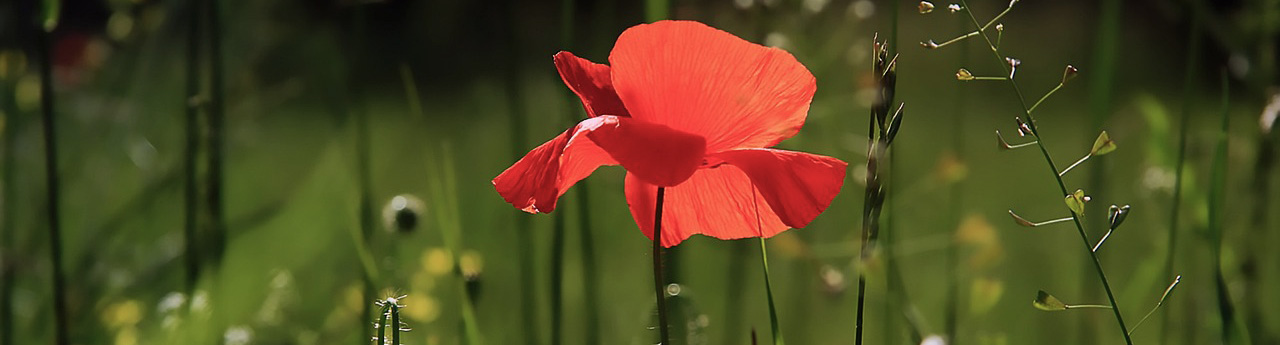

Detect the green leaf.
[
  {"left": 1008, "top": 210, "right": 1036, "bottom": 227},
  {"left": 1107, "top": 204, "right": 1131, "bottom": 230},
  {"left": 42, "top": 0, "right": 61, "bottom": 32},
  {"left": 1064, "top": 189, "right": 1088, "bottom": 216},
  {"left": 1090, "top": 131, "right": 1117, "bottom": 156},
  {"left": 1033, "top": 290, "right": 1068, "bottom": 311}
]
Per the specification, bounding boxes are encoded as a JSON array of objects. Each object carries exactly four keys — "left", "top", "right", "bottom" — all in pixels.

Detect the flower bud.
[{"left": 956, "top": 68, "right": 975, "bottom": 81}]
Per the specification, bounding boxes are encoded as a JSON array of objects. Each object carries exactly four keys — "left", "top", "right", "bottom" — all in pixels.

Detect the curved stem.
[
  {"left": 37, "top": 15, "right": 69, "bottom": 345},
  {"left": 760, "top": 239, "right": 785, "bottom": 345},
  {"left": 652, "top": 187, "right": 670, "bottom": 344},
  {"left": 958, "top": 2, "right": 1133, "bottom": 344}
]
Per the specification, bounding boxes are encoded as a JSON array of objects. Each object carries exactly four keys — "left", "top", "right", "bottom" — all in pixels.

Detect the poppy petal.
[
  {"left": 624, "top": 166, "right": 789, "bottom": 248},
  {"left": 494, "top": 116, "right": 705, "bottom": 213},
  {"left": 493, "top": 121, "right": 616, "bottom": 214},
  {"left": 712, "top": 148, "right": 847, "bottom": 228},
  {"left": 582, "top": 116, "right": 706, "bottom": 186},
  {"left": 554, "top": 51, "right": 629, "bottom": 117},
  {"left": 609, "top": 20, "right": 816, "bottom": 152}
]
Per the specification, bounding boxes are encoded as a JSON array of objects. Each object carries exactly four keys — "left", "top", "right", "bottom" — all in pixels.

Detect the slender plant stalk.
[
  {"left": 35, "top": 11, "right": 69, "bottom": 345},
  {"left": 573, "top": 186, "right": 600, "bottom": 344},
  {"left": 344, "top": 8, "right": 378, "bottom": 343},
  {"left": 1244, "top": 3, "right": 1278, "bottom": 336},
  {"left": 956, "top": 2, "right": 1132, "bottom": 344},
  {"left": 550, "top": 1, "right": 584, "bottom": 342},
  {"left": 203, "top": 0, "right": 226, "bottom": 267},
  {"left": 1162, "top": 13, "right": 1201, "bottom": 344},
  {"left": 883, "top": 2, "right": 903, "bottom": 343},
  {"left": 723, "top": 241, "right": 749, "bottom": 344},
  {"left": 759, "top": 239, "right": 784, "bottom": 345},
  {"left": 856, "top": 35, "right": 900, "bottom": 345},
  {"left": 182, "top": 0, "right": 203, "bottom": 296},
  {"left": 1, "top": 45, "right": 19, "bottom": 345},
  {"left": 1081, "top": 0, "right": 1121, "bottom": 340},
  {"left": 944, "top": 15, "right": 970, "bottom": 345},
  {"left": 500, "top": 2, "right": 538, "bottom": 342},
  {"left": 652, "top": 187, "right": 670, "bottom": 345},
  {"left": 376, "top": 304, "right": 388, "bottom": 345},
  {"left": 1208, "top": 72, "right": 1237, "bottom": 345},
  {"left": 549, "top": 212, "right": 566, "bottom": 344},
  {"left": 425, "top": 147, "right": 484, "bottom": 345},
  {"left": 391, "top": 301, "right": 401, "bottom": 345}
]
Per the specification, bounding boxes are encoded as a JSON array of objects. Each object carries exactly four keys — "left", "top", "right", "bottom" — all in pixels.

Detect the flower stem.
[
  {"left": 759, "top": 239, "right": 785, "bottom": 345},
  {"left": 957, "top": 1, "right": 1133, "bottom": 344},
  {"left": 36, "top": 13, "right": 70, "bottom": 345},
  {"left": 182, "top": 0, "right": 202, "bottom": 296},
  {"left": 652, "top": 187, "right": 670, "bottom": 344},
  {"left": 1162, "top": 16, "right": 1199, "bottom": 342}
]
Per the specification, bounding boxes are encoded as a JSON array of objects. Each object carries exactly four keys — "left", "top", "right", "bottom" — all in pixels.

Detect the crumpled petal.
[
  {"left": 711, "top": 148, "right": 847, "bottom": 228},
  {"left": 494, "top": 116, "right": 705, "bottom": 213},
  {"left": 624, "top": 148, "right": 846, "bottom": 247},
  {"left": 554, "top": 51, "right": 630, "bottom": 118},
  {"left": 609, "top": 20, "right": 816, "bottom": 153}
]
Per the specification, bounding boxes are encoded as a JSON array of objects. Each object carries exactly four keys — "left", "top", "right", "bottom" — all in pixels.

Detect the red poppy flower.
[{"left": 493, "top": 20, "right": 847, "bottom": 247}]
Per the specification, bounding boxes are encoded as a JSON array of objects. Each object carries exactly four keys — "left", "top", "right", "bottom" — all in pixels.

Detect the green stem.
[
  {"left": 1209, "top": 71, "right": 1237, "bottom": 345},
  {"left": 549, "top": 213, "right": 566, "bottom": 344},
  {"left": 1162, "top": 10, "right": 1199, "bottom": 344},
  {"left": 391, "top": 302, "right": 401, "bottom": 345},
  {"left": 957, "top": 2, "right": 1133, "bottom": 344},
  {"left": 652, "top": 187, "right": 670, "bottom": 344},
  {"left": 182, "top": 0, "right": 202, "bottom": 296},
  {"left": 376, "top": 304, "right": 387, "bottom": 345},
  {"left": 760, "top": 239, "right": 784, "bottom": 345},
  {"left": 574, "top": 186, "right": 600, "bottom": 344},
  {"left": 0, "top": 71, "right": 15, "bottom": 345},
  {"left": 1065, "top": 304, "right": 1114, "bottom": 310},
  {"left": 1028, "top": 83, "right": 1064, "bottom": 114},
  {"left": 425, "top": 148, "right": 483, "bottom": 344},
  {"left": 204, "top": 0, "right": 226, "bottom": 267},
  {"left": 36, "top": 14, "right": 69, "bottom": 345}
]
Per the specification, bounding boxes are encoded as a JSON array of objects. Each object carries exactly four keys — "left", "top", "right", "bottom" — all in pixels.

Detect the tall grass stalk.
[
  {"left": 1082, "top": 0, "right": 1121, "bottom": 341},
  {"left": 424, "top": 146, "right": 484, "bottom": 345},
  {"left": 549, "top": 1, "right": 589, "bottom": 342},
  {"left": 722, "top": 240, "right": 749, "bottom": 344},
  {"left": 203, "top": 0, "right": 226, "bottom": 268},
  {"left": 500, "top": 4, "right": 538, "bottom": 342},
  {"left": 758, "top": 239, "right": 784, "bottom": 345},
  {"left": 856, "top": 36, "right": 902, "bottom": 345},
  {"left": 1208, "top": 72, "right": 1239, "bottom": 345},
  {"left": 344, "top": 8, "right": 377, "bottom": 343},
  {"left": 882, "top": 2, "right": 906, "bottom": 342},
  {"left": 182, "top": 0, "right": 203, "bottom": 296},
  {"left": 943, "top": 15, "right": 968, "bottom": 345},
  {"left": 35, "top": 7, "right": 69, "bottom": 343},
  {"left": 1, "top": 51, "right": 18, "bottom": 345},
  {"left": 955, "top": 1, "right": 1132, "bottom": 343},
  {"left": 1162, "top": 14, "right": 1201, "bottom": 344}
]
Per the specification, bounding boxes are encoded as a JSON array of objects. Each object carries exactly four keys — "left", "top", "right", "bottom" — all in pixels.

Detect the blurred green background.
[{"left": 1, "top": 0, "right": 1278, "bottom": 344}]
